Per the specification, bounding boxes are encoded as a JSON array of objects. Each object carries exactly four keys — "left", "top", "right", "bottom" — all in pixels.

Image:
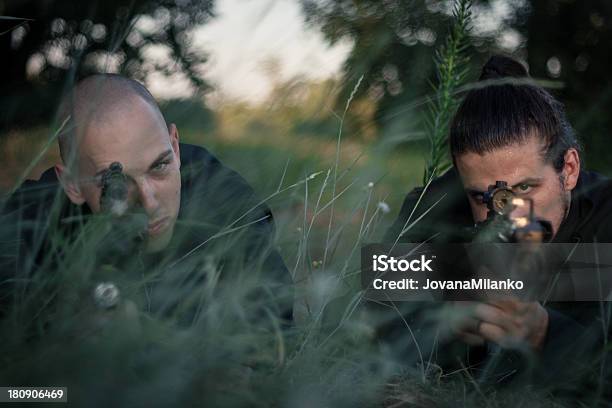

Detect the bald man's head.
[
  {"left": 54, "top": 74, "right": 182, "bottom": 253},
  {"left": 58, "top": 74, "right": 167, "bottom": 167}
]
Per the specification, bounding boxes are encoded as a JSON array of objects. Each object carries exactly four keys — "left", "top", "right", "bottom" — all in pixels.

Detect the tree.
[
  {"left": 303, "top": 0, "right": 612, "bottom": 173},
  {"left": 301, "top": 0, "right": 452, "bottom": 139},
  {"left": 300, "top": 0, "right": 522, "bottom": 140},
  {"left": 0, "top": 0, "right": 214, "bottom": 130},
  {"left": 526, "top": 0, "right": 612, "bottom": 173}
]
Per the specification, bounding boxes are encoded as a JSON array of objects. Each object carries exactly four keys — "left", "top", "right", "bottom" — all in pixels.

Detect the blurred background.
[{"left": 3, "top": 0, "right": 612, "bottom": 190}]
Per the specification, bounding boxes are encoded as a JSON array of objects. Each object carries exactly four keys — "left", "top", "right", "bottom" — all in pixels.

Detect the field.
[{"left": 2, "top": 105, "right": 603, "bottom": 406}]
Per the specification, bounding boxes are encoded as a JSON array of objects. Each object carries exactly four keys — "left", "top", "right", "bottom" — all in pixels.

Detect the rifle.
[
  {"left": 472, "top": 181, "right": 552, "bottom": 243},
  {"left": 87, "top": 162, "right": 146, "bottom": 334}
]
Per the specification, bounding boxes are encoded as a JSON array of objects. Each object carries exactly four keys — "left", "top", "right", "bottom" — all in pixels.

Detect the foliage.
[
  {"left": 525, "top": 0, "right": 612, "bottom": 174},
  {"left": 0, "top": 0, "right": 213, "bottom": 129},
  {"left": 302, "top": 0, "right": 612, "bottom": 175},
  {"left": 300, "top": 0, "right": 516, "bottom": 142},
  {"left": 423, "top": 0, "right": 472, "bottom": 183},
  {"left": 301, "top": 0, "right": 453, "bottom": 137}
]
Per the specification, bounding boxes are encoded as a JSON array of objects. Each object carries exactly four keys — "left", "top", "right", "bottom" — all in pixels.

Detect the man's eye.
[
  {"left": 152, "top": 161, "right": 170, "bottom": 172},
  {"left": 515, "top": 184, "right": 532, "bottom": 194}
]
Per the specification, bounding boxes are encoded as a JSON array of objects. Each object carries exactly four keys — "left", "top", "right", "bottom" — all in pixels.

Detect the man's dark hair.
[{"left": 449, "top": 55, "right": 581, "bottom": 172}]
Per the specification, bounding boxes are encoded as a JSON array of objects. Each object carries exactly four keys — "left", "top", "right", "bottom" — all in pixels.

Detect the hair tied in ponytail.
[{"left": 479, "top": 55, "right": 529, "bottom": 80}]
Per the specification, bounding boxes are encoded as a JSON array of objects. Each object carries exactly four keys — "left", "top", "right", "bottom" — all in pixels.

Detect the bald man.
[
  {"left": 1, "top": 74, "right": 292, "bottom": 321},
  {"left": 55, "top": 75, "right": 183, "bottom": 253}
]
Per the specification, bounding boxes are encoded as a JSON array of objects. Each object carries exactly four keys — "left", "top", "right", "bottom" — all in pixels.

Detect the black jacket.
[
  {"left": 381, "top": 167, "right": 612, "bottom": 384},
  {"left": 0, "top": 143, "right": 293, "bottom": 322}
]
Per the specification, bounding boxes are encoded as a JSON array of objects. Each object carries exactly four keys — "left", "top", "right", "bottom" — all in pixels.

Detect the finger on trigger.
[{"left": 477, "top": 321, "right": 508, "bottom": 345}]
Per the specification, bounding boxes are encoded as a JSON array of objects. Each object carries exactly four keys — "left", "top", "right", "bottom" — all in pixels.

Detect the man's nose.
[{"left": 129, "top": 178, "right": 159, "bottom": 214}]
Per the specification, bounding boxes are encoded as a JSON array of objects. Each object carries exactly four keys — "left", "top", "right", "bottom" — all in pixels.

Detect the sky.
[
  {"left": 147, "top": 0, "right": 352, "bottom": 102},
  {"left": 144, "top": 0, "right": 525, "bottom": 102}
]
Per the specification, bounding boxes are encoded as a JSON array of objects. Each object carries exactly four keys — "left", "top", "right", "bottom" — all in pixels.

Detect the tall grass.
[{"left": 423, "top": 0, "right": 472, "bottom": 184}]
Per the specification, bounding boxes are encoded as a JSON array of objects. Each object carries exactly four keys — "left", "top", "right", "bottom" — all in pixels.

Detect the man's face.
[
  {"left": 454, "top": 137, "right": 578, "bottom": 238},
  {"left": 67, "top": 97, "right": 181, "bottom": 252}
]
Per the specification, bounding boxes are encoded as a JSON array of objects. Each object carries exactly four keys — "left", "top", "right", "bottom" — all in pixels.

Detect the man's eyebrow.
[
  {"left": 465, "top": 188, "right": 485, "bottom": 196},
  {"left": 149, "top": 149, "right": 173, "bottom": 169},
  {"left": 510, "top": 177, "right": 544, "bottom": 188}
]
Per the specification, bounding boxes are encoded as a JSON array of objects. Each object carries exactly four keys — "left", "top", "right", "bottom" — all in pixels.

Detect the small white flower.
[
  {"left": 367, "top": 182, "right": 374, "bottom": 188},
  {"left": 377, "top": 201, "right": 391, "bottom": 214},
  {"left": 307, "top": 171, "right": 323, "bottom": 181}
]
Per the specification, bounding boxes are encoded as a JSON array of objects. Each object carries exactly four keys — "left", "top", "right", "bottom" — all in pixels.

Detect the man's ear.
[
  {"left": 168, "top": 123, "right": 181, "bottom": 168},
  {"left": 55, "top": 164, "right": 86, "bottom": 205},
  {"left": 562, "top": 148, "right": 580, "bottom": 191}
]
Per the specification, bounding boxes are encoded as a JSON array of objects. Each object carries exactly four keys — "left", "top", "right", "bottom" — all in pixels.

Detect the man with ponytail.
[{"left": 383, "top": 55, "right": 612, "bottom": 385}]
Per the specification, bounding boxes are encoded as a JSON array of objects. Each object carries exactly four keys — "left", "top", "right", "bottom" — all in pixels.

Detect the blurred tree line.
[
  {"left": 2, "top": 0, "right": 612, "bottom": 172},
  {"left": 0, "top": 0, "right": 214, "bottom": 130},
  {"left": 301, "top": 0, "right": 612, "bottom": 173}
]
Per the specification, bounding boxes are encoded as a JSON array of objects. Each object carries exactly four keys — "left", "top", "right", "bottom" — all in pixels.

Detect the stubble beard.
[{"left": 558, "top": 173, "right": 571, "bottom": 224}]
